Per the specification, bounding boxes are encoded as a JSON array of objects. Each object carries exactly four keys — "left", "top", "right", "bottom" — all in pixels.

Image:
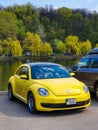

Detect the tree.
[
  {"left": 0, "top": 41, "right": 2, "bottom": 54},
  {"left": 7, "top": 3, "right": 40, "bottom": 33},
  {"left": 72, "top": 45, "right": 81, "bottom": 56},
  {"left": 1, "top": 39, "right": 10, "bottom": 55},
  {"left": 85, "top": 39, "right": 92, "bottom": 52},
  {"left": 34, "top": 33, "right": 43, "bottom": 55},
  {"left": 23, "top": 5, "right": 40, "bottom": 33},
  {"left": 57, "top": 7, "right": 72, "bottom": 22},
  {"left": 37, "top": 25, "right": 46, "bottom": 42},
  {"left": 0, "top": 11, "right": 18, "bottom": 40},
  {"left": 1, "top": 39, "right": 22, "bottom": 56},
  {"left": 23, "top": 32, "right": 43, "bottom": 56},
  {"left": 9, "top": 39, "right": 23, "bottom": 56},
  {"left": 95, "top": 43, "right": 98, "bottom": 48},
  {"left": 57, "top": 7, "right": 72, "bottom": 33},
  {"left": 65, "top": 35, "right": 80, "bottom": 54},
  {"left": 17, "top": 20, "right": 26, "bottom": 41},
  {"left": 23, "top": 32, "right": 35, "bottom": 55},
  {"left": 71, "top": 12, "right": 83, "bottom": 36},
  {"left": 1, "top": 4, "right": 98, "bottom": 48},
  {"left": 43, "top": 42, "right": 52, "bottom": 56},
  {"left": 0, "top": 45, "right": 2, "bottom": 54},
  {"left": 80, "top": 40, "right": 92, "bottom": 54},
  {"left": 51, "top": 39, "right": 58, "bottom": 53},
  {"left": 56, "top": 40, "right": 65, "bottom": 53}
]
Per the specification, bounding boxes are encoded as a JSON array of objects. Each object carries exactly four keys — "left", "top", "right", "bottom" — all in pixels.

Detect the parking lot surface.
[{"left": 0, "top": 94, "right": 98, "bottom": 130}]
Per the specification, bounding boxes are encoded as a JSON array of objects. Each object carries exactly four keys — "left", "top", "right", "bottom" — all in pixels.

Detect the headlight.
[
  {"left": 38, "top": 88, "right": 49, "bottom": 96},
  {"left": 83, "top": 85, "right": 89, "bottom": 93}
]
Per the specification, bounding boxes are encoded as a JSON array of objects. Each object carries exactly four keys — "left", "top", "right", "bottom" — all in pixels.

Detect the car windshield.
[
  {"left": 31, "top": 65, "right": 71, "bottom": 79},
  {"left": 76, "top": 58, "right": 89, "bottom": 68},
  {"left": 76, "top": 57, "right": 98, "bottom": 69}
]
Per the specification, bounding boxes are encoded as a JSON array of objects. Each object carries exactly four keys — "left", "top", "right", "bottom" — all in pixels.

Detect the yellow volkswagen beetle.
[{"left": 8, "top": 62, "right": 90, "bottom": 113}]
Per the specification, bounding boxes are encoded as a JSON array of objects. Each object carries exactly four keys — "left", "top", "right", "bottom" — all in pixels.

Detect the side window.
[
  {"left": 16, "top": 68, "right": 22, "bottom": 76},
  {"left": 16, "top": 67, "right": 29, "bottom": 76},
  {"left": 91, "top": 59, "right": 98, "bottom": 68}
]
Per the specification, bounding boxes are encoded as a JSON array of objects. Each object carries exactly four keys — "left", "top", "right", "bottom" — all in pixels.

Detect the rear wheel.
[
  {"left": 95, "top": 84, "right": 98, "bottom": 100},
  {"left": 27, "top": 92, "right": 37, "bottom": 113},
  {"left": 8, "top": 84, "right": 15, "bottom": 100}
]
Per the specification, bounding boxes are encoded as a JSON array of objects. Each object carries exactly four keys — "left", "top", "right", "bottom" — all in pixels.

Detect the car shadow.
[{"left": 0, "top": 95, "right": 97, "bottom": 118}]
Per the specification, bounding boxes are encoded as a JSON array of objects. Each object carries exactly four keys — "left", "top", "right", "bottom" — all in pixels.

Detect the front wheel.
[
  {"left": 8, "top": 84, "right": 15, "bottom": 100},
  {"left": 95, "top": 84, "right": 98, "bottom": 101},
  {"left": 27, "top": 92, "right": 37, "bottom": 113}
]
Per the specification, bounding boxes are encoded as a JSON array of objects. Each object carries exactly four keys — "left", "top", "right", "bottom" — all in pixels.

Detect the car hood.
[{"left": 34, "top": 77, "right": 83, "bottom": 96}]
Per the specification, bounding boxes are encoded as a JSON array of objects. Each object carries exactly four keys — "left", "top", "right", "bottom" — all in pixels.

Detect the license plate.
[{"left": 66, "top": 98, "right": 76, "bottom": 105}]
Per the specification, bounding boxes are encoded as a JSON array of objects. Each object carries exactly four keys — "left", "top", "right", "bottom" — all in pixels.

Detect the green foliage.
[
  {"left": 56, "top": 7, "right": 72, "bottom": 36},
  {"left": 17, "top": 20, "right": 26, "bottom": 40},
  {"left": 57, "top": 40, "right": 64, "bottom": 53},
  {"left": 0, "top": 4, "right": 98, "bottom": 56},
  {"left": 0, "top": 46, "right": 2, "bottom": 54},
  {"left": 65, "top": 36, "right": 92, "bottom": 56},
  {"left": 7, "top": 3, "right": 40, "bottom": 33},
  {"left": 56, "top": 40, "right": 65, "bottom": 53},
  {"left": 0, "top": 41, "right": 3, "bottom": 54},
  {"left": 23, "top": 32, "right": 43, "bottom": 56},
  {"left": 71, "top": 12, "right": 83, "bottom": 36},
  {"left": 0, "top": 39, "right": 22, "bottom": 56},
  {"left": 9, "top": 39, "right": 23, "bottom": 56},
  {"left": 37, "top": 25, "right": 46, "bottom": 42},
  {"left": 57, "top": 7, "right": 72, "bottom": 21},
  {"left": 23, "top": 32, "right": 53, "bottom": 56},
  {"left": 43, "top": 42, "right": 52, "bottom": 56},
  {"left": 95, "top": 43, "right": 98, "bottom": 48},
  {"left": 1, "top": 39, "right": 10, "bottom": 55},
  {"left": 65, "top": 35, "right": 79, "bottom": 54},
  {"left": 0, "top": 11, "right": 18, "bottom": 40},
  {"left": 80, "top": 40, "right": 92, "bottom": 54}
]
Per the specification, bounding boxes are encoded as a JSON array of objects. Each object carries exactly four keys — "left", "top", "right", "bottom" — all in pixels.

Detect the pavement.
[
  {"left": 0, "top": 92, "right": 98, "bottom": 130},
  {"left": 0, "top": 91, "right": 7, "bottom": 96}
]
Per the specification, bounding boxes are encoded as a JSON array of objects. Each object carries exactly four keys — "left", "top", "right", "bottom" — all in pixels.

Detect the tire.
[
  {"left": 27, "top": 92, "right": 37, "bottom": 113},
  {"left": 95, "top": 84, "right": 98, "bottom": 101},
  {"left": 8, "top": 84, "right": 15, "bottom": 101}
]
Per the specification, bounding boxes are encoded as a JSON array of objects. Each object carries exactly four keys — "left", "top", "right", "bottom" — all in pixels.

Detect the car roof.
[
  {"left": 88, "top": 48, "right": 98, "bottom": 55},
  {"left": 27, "top": 62, "right": 60, "bottom": 67},
  {"left": 82, "top": 54, "right": 98, "bottom": 60}
]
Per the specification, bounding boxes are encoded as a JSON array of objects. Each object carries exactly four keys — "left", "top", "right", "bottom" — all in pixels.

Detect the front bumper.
[
  {"left": 41, "top": 99, "right": 90, "bottom": 108},
  {"left": 35, "top": 93, "right": 91, "bottom": 111}
]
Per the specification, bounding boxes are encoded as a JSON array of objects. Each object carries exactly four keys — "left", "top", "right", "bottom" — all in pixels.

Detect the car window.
[
  {"left": 16, "top": 66, "right": 29, "bottom": 76},
  {"left": 31, "top": 65, "right": 71, "bottom": 79},
  {"left": 90, "top": 59, "right": 98, "bottom": 68},
  {"left": 76, "top": 57, "right": 98, "bottom": 70},
  {"left": 76, "top": 58, "right": 89, "bottom": 68}
]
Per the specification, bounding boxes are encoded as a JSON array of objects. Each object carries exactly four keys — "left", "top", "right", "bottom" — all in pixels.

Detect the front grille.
[{"left": 41, "top": 99, "right": 90, "bottom": 108}]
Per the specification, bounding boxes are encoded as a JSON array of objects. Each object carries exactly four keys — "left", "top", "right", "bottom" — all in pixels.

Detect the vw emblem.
[{"left": 66, "top": 89, "right": 71, "bottom": 94}]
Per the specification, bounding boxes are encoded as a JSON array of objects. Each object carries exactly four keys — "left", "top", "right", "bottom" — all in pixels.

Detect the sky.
[{"left": 0, "top": 0, "right": 98, "bottom": 12}]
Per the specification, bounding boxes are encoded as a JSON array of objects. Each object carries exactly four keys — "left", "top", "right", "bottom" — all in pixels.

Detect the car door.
[
  {"left": 73, "top": 57, "right": 91, "bottom": 85},
  {"left": 15, "top": 66, "right": 30, "bottom": 100},
  {"left": 74, "top": 68, "right": 95, "bottom": 86},
  {"left": 74, "top": 58, "right": 98, "bottom": 91}
]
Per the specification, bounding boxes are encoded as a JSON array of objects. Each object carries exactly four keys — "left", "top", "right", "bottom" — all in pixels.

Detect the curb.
[{"left": 0, "top": 91, "right": 7, "bottom": 96}]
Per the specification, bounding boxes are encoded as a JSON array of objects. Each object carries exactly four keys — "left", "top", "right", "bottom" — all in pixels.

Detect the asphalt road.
[{"left": 0, "top": 93, "right": 98, "bottom": 130}]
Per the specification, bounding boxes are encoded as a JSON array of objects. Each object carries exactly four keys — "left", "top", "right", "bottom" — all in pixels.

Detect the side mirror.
[
  {"left": 70, "top": 72, "right": 75, "bottom": 77},
  {"left": 20, "top": 75, "right": 28, "bottom": 79},
  {"left": 70, "top": 66, "right": 78, "bottom": 71}
]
